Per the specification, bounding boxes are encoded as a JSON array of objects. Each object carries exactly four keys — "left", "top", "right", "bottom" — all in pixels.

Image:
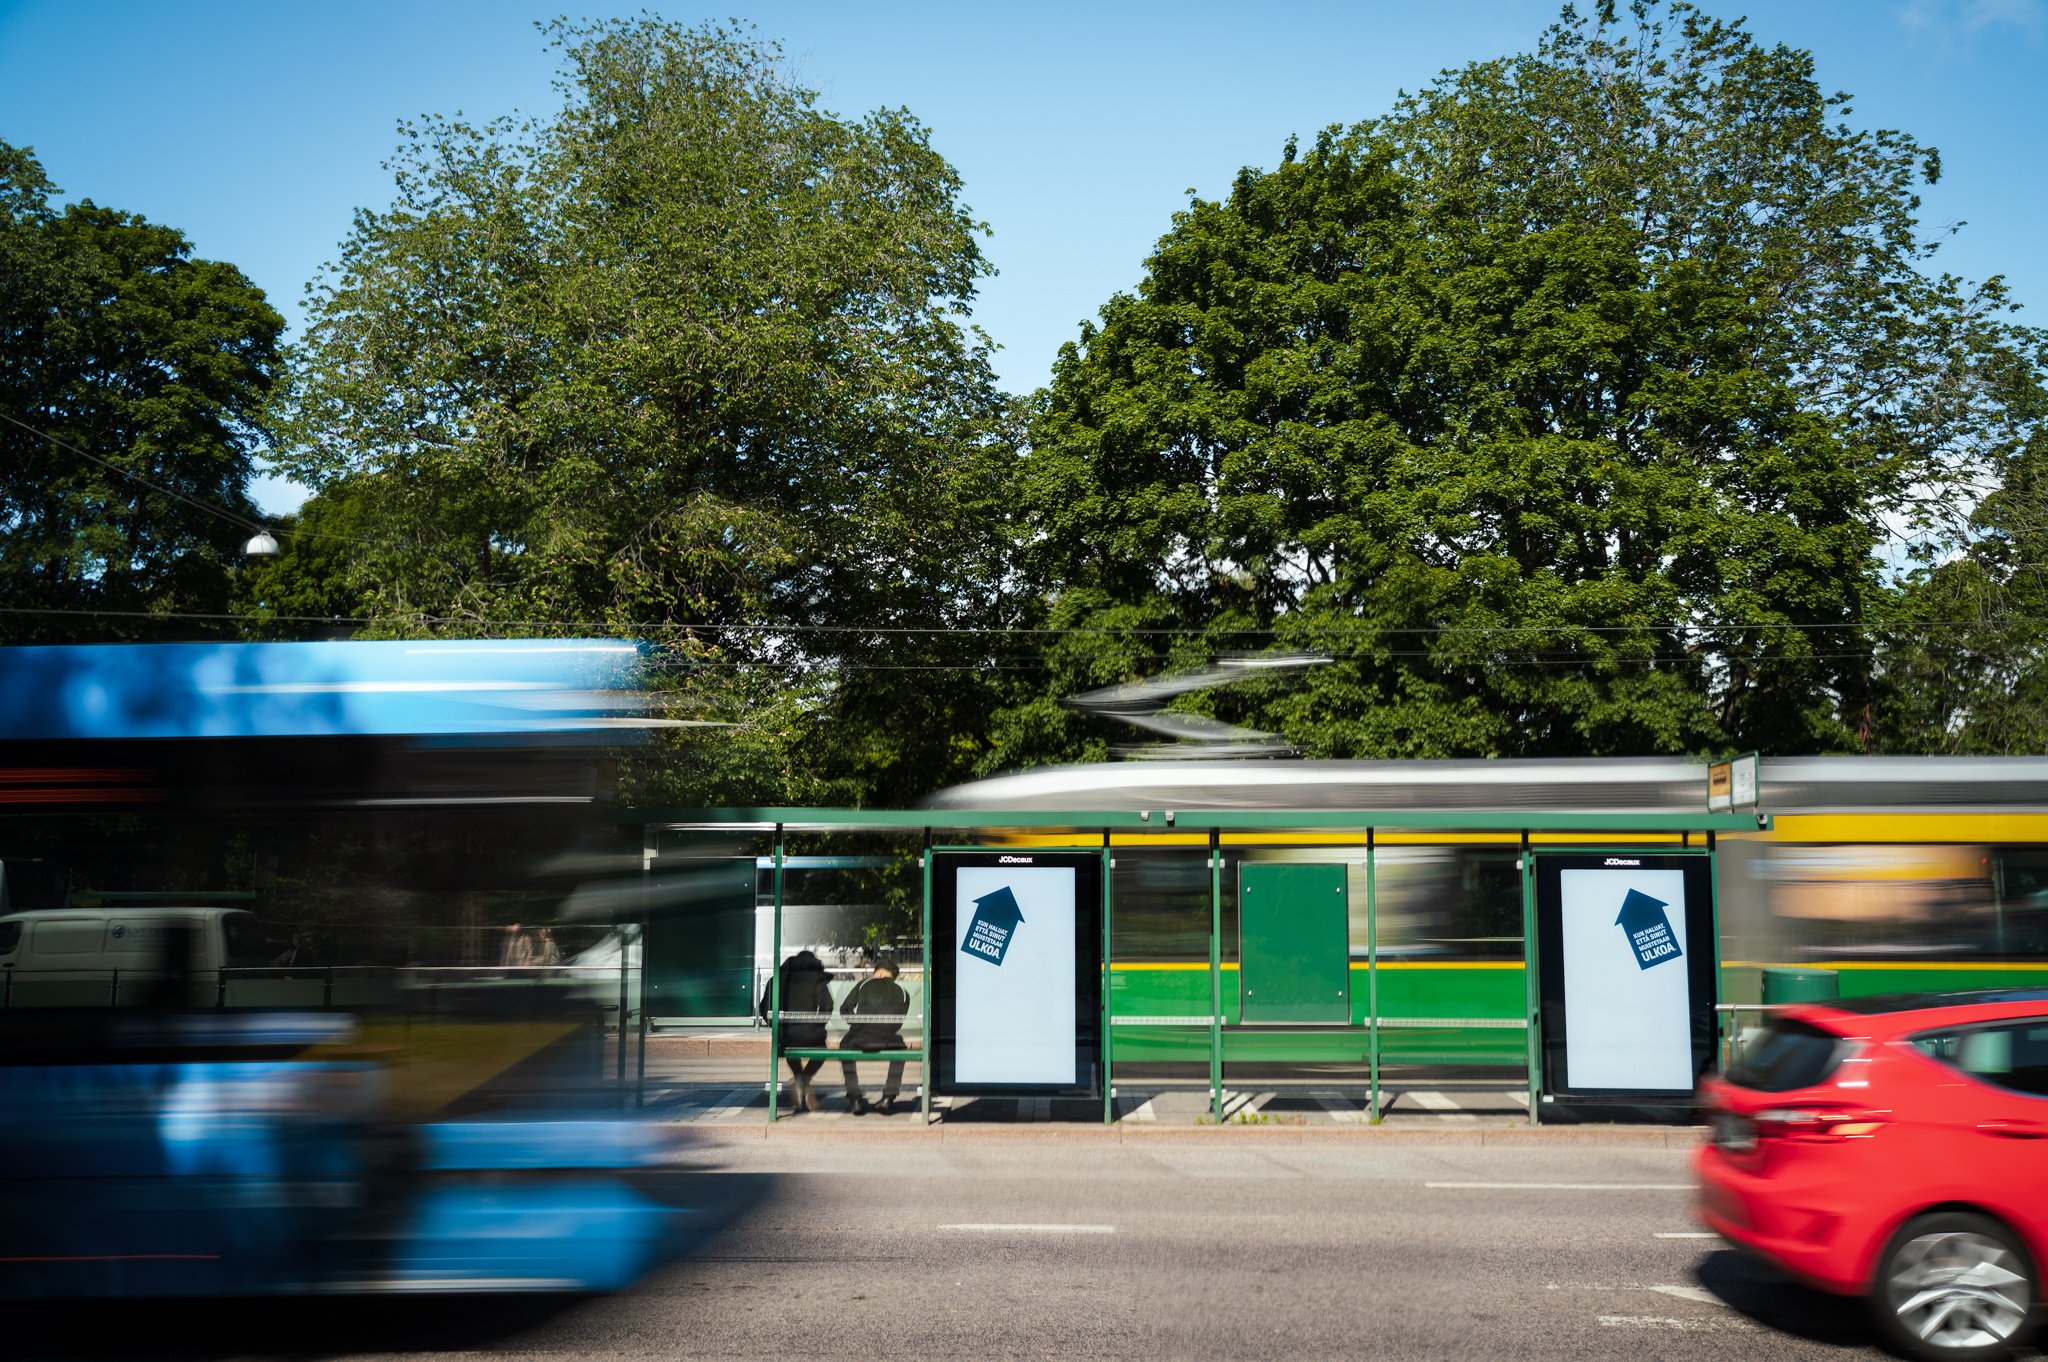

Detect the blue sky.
[{"left": 2, "top": 0, "right": 2043, "bottom": 515}]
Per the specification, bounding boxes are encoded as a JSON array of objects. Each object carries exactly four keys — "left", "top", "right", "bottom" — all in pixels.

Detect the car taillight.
[{"left": 1753, "top": 1107, "right": 1888, "bottom": 1141}]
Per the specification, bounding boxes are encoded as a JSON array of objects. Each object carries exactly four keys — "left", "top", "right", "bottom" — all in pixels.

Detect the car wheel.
[{"left": 1872, "top": 1211, "right": 2037, "bottom": 1362}]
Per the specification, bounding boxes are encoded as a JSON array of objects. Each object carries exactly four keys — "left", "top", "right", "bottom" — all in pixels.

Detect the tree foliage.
[
  {"left": 0, "top": 140, "right": 282, "bottom": 644},
  {"left": 1872, "top": 429, "right": 2048, "bottom": 753},
  {"left": 277, "top": 18, "right": 1017, "bottom": 801},
  {"left": 1001, "top": 0, "right": 2047, "bottom": 763}
]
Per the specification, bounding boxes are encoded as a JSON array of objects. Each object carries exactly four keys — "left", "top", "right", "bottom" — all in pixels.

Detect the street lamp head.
[{"left": 242, "top": 531, "right": 281, "bottom": 559}]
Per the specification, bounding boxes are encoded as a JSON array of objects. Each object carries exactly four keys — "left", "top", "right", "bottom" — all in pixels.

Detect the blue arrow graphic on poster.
[
  {"left": 963, "top": 886, "right": 1024, "bottom": 967},
  {"left": 1616, "top": 888, "right": 1682, "bottom": 970}
]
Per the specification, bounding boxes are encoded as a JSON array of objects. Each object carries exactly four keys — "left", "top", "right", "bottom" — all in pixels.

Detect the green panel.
[
  {"left": 1366, "top": 966, "right": 1525, "bottom": 1020},
  {"left": 1376, "top": 1030, "right": 1526, "bottom": 1065},
  {"left": 1104, "top": 964, "right": 1529, "bottom": 1065},
  {"left": 1107, "top": 966, "right": 1214, "bottom": 1014},
  {"left": 1367, "top": 966, "right": 1526, "bottom": 1064},
  {"left": 645, "top": 857, "right": 755, "bottom": 1016},
  {"left": 1239, "top": 863, "right": 1348, "bottom": 1024},
  {"left": 1106, "top": 964, "right": 1526, "bottom": 1021},
  {"left": 1110, "top": 1026, "right": 1520, "bottom": 1066},
  {"left": 1222, "top": 1029, "right": 1369, "bottom": 1062}
]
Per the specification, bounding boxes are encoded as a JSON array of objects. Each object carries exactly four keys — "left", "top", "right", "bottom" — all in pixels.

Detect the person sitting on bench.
[{"left": 839, "top": 956, "right": 909, "bottom": 1115}]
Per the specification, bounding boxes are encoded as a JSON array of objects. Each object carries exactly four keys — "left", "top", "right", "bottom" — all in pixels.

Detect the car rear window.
[
  {"left": 1726, "top": 1017, "right": 1852, "bottom": 1092},
  {"left": 1915, "top": 1020, "right": 2048, "bottom": 1098}
]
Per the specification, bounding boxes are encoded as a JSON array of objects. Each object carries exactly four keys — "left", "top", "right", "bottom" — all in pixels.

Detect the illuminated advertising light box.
[
  {"left": 1534, "top": 853, "right": 1716, "bottom": 1100},
  {"left": 931, "top": 849, "right": 1103, "bottom": 1096}
]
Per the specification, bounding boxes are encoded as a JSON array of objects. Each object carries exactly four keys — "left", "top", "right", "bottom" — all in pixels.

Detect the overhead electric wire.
[
  {"left": 0, "top": 410, "right": 378, "bottom": 550},
  {"left": 2, "top": 603, "right": 2045, "bottom": 637},
  {"left": 2, "top": 410, "right": 271, "bottom": 535}
]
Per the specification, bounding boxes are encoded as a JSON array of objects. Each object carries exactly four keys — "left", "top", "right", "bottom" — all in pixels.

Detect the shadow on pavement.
[
  {"left": 10, "top": 1171, "right": 778, "bottom": 1362},
  {"left": 937, "top": 1097, "right": 1108, "bottom": 1124},
  {"left": 11, "top": 1294, "right": 587, "bottom": 1361},
  {"left": 1693, "top": 1248, "right": 1878, "bottom": 1349},
  {"left": 1533, "top": 1102, "right": 1697, "bottom": 1126}
]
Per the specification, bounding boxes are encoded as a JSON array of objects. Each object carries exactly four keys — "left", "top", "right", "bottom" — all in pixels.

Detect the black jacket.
[
  {"left": 840, "top": 975, "right": 910, "bottom": 1052},
  {"left": 760, "top": 950, "right": 832, "bottom": 1047}
]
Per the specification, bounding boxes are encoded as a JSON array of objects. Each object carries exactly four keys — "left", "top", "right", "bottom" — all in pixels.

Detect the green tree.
[
  {"left": 0, "top": 141, "right": 283, "bottom": 644},
  {"left": 276, "top": 18, "right": 1017, "bottom": 801},
  {"left": 231, "top": 480, "right": 374, "bottom": 639},
  {"left": 1870, "top": 429, "right": 2048, "bottom": 753},
  {"left": 1001, "top": 1, "right": 2046, "bottom": 764}
]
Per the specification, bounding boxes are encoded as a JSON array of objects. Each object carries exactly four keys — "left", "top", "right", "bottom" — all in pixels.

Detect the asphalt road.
[{"left": 17, "top": 1131, "right": 1956, "bottom": 1361}]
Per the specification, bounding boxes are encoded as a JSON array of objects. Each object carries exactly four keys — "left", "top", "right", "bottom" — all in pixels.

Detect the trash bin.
[{"left": 1761, "top": 966, "right": 1838, "bottom": 1005}]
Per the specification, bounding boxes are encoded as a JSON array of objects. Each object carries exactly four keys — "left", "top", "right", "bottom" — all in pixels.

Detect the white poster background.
[
  {"left": 1559, "top": 867, "right": 1694, "bottom": 1091},
  {"left": 954, "top": 864, "right": 1077, "bottom": 1085}
]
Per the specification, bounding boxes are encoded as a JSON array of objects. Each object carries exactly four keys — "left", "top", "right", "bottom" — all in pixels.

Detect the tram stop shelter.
[{"left": 634, "top": 805, "right": 1771, "bottom": 1124}]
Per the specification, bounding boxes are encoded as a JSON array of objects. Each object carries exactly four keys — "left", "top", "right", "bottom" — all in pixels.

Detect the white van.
[{"left": 0, "top": 906, "right": 274, "bottom": 1006}]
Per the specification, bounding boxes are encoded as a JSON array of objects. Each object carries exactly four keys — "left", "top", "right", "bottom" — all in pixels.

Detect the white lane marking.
[
  {"left": 1650, "top": 1284, "right": 1721, "bottom": 1305},
  {"left": 1548, "top": 1282, "right": 1718, "bottom": 1293},
  {"left": 1410, "top": 1091, "right": 1481, "bottom": 1122},
  {"left": 938, "top": 1224, "right": 1115, "bottom": 1233},
  {"left": 1555, "top": 1281, "right": 1753, "bottom": 1331},
  {"left": 1598, "top": 1316, "right": 1732, "bottom": 1331},
  {"left": 1655, "top": 1232, "right": 1716, "bottom": 1240},
  {"left": 1427, "top": 1182, "right": 1691, "bottom": 1190}
]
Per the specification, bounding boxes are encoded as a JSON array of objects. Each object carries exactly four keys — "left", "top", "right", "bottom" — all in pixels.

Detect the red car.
[{"left": 1697, "top": 989, "right": 2048, "bottom": 1361}]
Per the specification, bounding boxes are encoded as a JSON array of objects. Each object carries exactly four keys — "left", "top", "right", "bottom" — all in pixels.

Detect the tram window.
[
  {"left": 1765, "top": 845, "right": 2001, "bottom": 960},
  {"left": 1111, "top": 851, "right": 1224, "bottom": 963},
  {"left": 1995, "top": 850, "right": 2048, "bottom": 959},
  {"left": 1370, "top": 848, "right": 1523, "bottom": 962}
]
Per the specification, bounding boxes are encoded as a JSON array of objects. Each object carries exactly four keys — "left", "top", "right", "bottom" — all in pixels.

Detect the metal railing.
[{"left": 1714, "top": 1001, "right": 1786, "bottom": 1072}]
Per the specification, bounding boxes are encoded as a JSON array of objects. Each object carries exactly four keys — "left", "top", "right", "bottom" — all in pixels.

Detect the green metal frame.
[
  {"left": 768, "top": 827, "right": 785, "bottom": 1122},
  {"left": 921, "top": 831, "right": 933, "bottom": 1124},
  {"left": 1102, "top": 831, "right": 1114, "bottom": 1126},
  {"left": 1520, "top": 834, "right": 1540, "bottom": 1118},
  {"left": 641, "top": 807, "right": 1764, "bottom": 1127},
  {"left": 1210, "top": 832, "right": 1222, "bottom": 1120},
  {"left": 1367, "top": 829, "right": 1380, "bottom": 1122}
]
